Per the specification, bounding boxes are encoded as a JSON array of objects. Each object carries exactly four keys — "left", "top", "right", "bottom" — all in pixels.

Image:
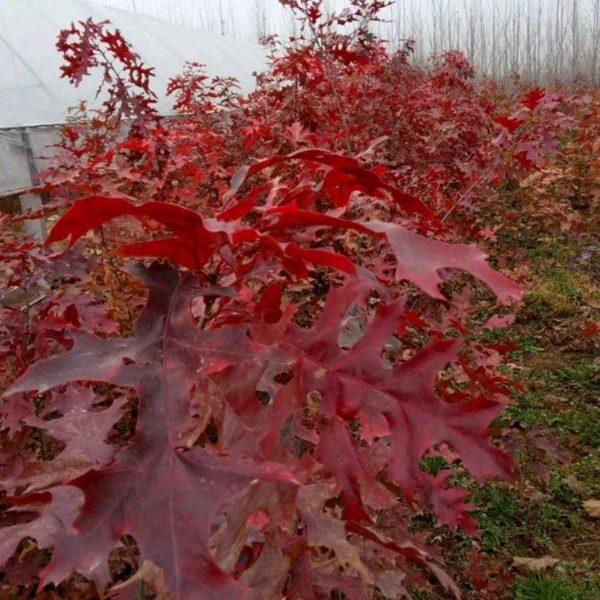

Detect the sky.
[
  {"left": 94, "top": 0, "right": 600, "bottom": 44},
  {"left": 93, "top": 0, "right": 600, "bottom": 80},
  {"left": 93, "top": 0, "right": 449, "bottom": 43},
  {"left": 95, "top": 0, "right": 319, "bottom": 40}
]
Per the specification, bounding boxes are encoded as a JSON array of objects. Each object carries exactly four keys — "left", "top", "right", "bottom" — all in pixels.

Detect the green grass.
[
  {"left": 542, "top": 268, "right": 585, "bottom": 299},
  {"left": 509, "top": 335, "right": 542, "bottom": 362},
  {"left": 571, "top": 452, "right": 600, "bottom": 494},
  {"left": 471, "top": 486, "right": 580, "bottom": 555},
  {"left": 420, "top": 455, "right": 449, "bottom": 476},
  {"left": 502, "top": 361, "right": 600, "bottom": 450},
  {"left": 472, "top": 323, "right": 541, "bottom": 363},
  {"left": 516, "top": 575, "right": 564, "bottom": 600},
  {"left": 525, "top": 241, "right": 577, "bottom": 263},
  {"left": 516, "top": 570, "right": 600, "bottom": 600},
  {"left": 522, "top": 264, "right": 600, "bottom": 319}
]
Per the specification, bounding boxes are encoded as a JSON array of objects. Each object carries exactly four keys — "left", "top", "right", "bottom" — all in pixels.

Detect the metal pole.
[{"left": 18, "top": 129, "right": 47, "bottom": 244}]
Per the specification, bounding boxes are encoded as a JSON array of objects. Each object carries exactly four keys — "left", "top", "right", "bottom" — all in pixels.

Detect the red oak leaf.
[
  {"left": 3, "top": 395, "right": 127, "bottom": 493},
  {"left": 520, "top": 88, "right": 545, "bottom": 111},
  {"left": 419, "top": 471, "right": 479, "bottom": 536},
  {"left": 6, "top": 264, "right": 297, "bottom": 599},
  {"left": 297, "top": 483, "right": 371, "bottom": 581},
  {"left": 282, "top": 282, "right": 512, "bottom": 501},
  {"left": 366, "top": 221, "right": 523, "bottom": 304},
  {"left": 45, "top": 196, "right": 229, "bottom": 270},
  {"left": 0, "top": 488, "right": 83, "bottom": 568},
  {"left": 494, "top": 116, "right": 524, "bottom": 133},
  {"left": 225, "top": 149, "right": 435, "bottom": 219},
  {"left": 256, "top": 205, "right": 521, "bottom": 304}
]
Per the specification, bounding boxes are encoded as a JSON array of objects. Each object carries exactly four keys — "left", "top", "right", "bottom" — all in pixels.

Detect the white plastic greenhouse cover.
[
  {"left": 0, "top": 0, "right": 268, "bottom": 203},
  {"left": 0, "top": 0, "right": 267, "bottom": 129}
]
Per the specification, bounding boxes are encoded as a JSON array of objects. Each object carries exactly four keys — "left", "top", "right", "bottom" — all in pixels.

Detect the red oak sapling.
[{"left": 0, "top": 4, "right": 531, "bottom": 599}]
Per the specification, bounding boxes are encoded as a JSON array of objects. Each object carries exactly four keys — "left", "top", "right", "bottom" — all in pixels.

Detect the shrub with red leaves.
[{"left": 5, "top": 2, "right": 579, "bottom": 599}]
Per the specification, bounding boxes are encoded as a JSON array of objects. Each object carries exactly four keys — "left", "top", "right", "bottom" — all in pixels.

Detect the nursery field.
[{"left": 1, "top": 2, "right": 600, "bottom": 599}]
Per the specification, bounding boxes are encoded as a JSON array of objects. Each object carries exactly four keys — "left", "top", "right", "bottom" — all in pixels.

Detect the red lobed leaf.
[
  {"left": 225, "top": 148, "right": 435, "bottom": 219},
  {"left": 494, "top": 116, "right": 524, "bottom": 133},
  {"left": 520, "top": 88, "right": 545, "bottom": 111},
  {"left": 281, "top": 283, "right": 513, "bottom": 503},
  {"left": 367, "top": 221, "right": 523, "bottom": 304},
  {"left": 3, "top": 396, "right": 127, "bottom": 493},
  {"left": 46, "top": 196, "right": 228, "bottom": 270},
  {"left": 6, "top": 264, "right": 298, "bottom": 599}
]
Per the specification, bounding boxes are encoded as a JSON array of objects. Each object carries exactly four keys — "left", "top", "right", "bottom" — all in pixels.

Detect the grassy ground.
[
  {"left": 493, "top": 239, "right": 600, "bottom": 598},
  {"left": 4, "top": 192, "right": 600, "bottom": 600},
  {"left": 415, "top": 200, "right": 600, "bottom": 598}
]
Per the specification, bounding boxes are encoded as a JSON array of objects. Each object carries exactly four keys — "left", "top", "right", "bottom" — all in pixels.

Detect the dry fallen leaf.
[
  {"left": 512, "top": 556, "right": 560, "bottom": 575},
  {"left": 579, "top": 321, "right": 599, "bottom": 338},
  {"left": 583, "top": 500, "right": 600, "bottom": 519},
  {"left": 564, "top": 475, "right": 582, "bottom": 491},
  {"left": 109, "top": 560, "right": 175, "bottom": 600}
]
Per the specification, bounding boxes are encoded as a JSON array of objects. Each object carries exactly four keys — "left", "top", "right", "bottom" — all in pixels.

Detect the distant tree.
[{"left": 251, "top": 0, "right": 270, "bottom": 42}]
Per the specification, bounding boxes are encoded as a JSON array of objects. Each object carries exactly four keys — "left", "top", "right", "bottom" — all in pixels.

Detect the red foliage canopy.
[{"left": 2, "top": 2, "right": 566, "bottom": 598}]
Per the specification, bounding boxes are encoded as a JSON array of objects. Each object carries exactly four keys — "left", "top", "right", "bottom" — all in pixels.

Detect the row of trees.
[
  {"left": 382, "top": 0, "right": 600, "bottom": 85},
  {"left": 104, "top": 0, "right": 600, "bottom": 85}
]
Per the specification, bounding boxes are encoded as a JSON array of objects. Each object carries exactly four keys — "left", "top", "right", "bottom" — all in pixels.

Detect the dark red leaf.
[
  {"left": 367, "top": 221, "right": 523, "bottom": 304},
  {"left": 6, "top": 264, "right": 297, "bottom": 599},
  {"left": 263, "top": 202, "right": 372, "bottom": 235},
  {"left": 225, "top": 149, "right": 435, "bottom": 219},
  {"left": 282, "top": 283, "right": 512, "bottom": 502},
  {"left": 46, "top": 197, "right": 227, "bottom": 270},
  {"left": 494, "top": 116, "right": 524, "bottom": 133},
  {"left": 520, "top": 88, "right": 545, "bottom": 111}
]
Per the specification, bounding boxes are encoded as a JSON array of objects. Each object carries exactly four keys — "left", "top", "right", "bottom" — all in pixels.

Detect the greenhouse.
[{"left": 0, "top": 0, "right": 266, "bottom": 238}]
